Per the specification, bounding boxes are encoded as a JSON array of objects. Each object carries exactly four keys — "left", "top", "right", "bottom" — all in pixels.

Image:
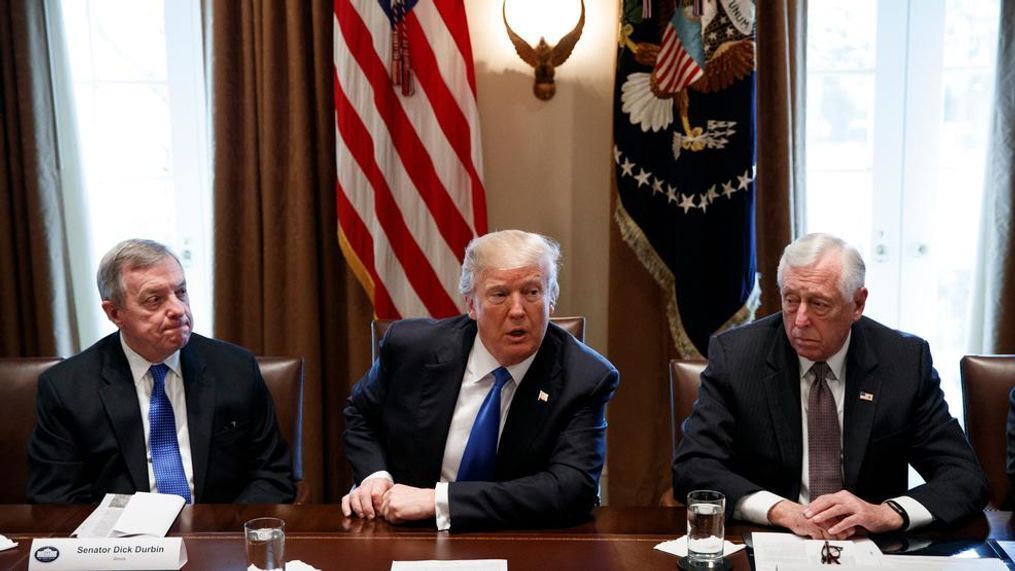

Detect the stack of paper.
[{"left": 72, "top": 492, "right": 186, "bottom": 538}]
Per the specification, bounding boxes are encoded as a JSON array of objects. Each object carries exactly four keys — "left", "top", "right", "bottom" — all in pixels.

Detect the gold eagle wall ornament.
[{"left": 502, "top": 0, "right": 585, "bottom": 101}]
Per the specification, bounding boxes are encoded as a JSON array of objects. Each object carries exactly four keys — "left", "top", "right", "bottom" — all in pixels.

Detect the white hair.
[
  {"left": 459, "top": 229, "right": 561, "bottom": 304},
  {"left": 97, "top": 239, "right": 181, "bottom": 306},
  {"left": 776, "top": 233, "right": 865, "bottom": 299}
]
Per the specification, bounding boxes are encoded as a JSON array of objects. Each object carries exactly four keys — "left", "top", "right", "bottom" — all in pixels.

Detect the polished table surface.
[{"left": 1, "top": 505, "right": 1012, "bottom": 570}]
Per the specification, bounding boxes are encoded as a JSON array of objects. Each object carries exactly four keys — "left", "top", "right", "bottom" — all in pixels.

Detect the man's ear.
[
  {"left": 465, "top": 295, "right": 477, "bottom": 319},
  {"left": 101, "top": 300, "right": 122, "bottom": 328},
  {"left": 852, "top": 287, "right": 868, "bottom": 321}
]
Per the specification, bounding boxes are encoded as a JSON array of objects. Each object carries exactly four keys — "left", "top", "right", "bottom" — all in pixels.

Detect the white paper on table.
[
  {"left": 111, "top": 492, "right": 185, "bottom": 537},
  {"left": 390, "top": 560, "right": 507, "bottom": 571},
  {"left": 72, "top": 493, "right": 132, "bottom": 538},
  {"left": 653, "top": 535, "right": 746, "bottom": 557},
  {"left": 248, "top": 560, "right": 322, "bottom": 571},
  {"left": 876, "top": 555, "right": 1008, "bottom": 570},
  {"left": 0, "top": 533, "right": 17, "bottom": 551},
  {"left": 752, "top": 531, "right": 882, "bottom": 571},
  {"left": 72, "top": 493, "right": 184, "bottom": 538}
]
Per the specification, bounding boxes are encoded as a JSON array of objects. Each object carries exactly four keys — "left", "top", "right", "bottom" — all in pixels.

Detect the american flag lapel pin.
[
  {"left": 538, "top": 391, "right": 549, "bottom": 403},
  {"left": 859, "top": 391, "right": 874, "bottom": 402}
]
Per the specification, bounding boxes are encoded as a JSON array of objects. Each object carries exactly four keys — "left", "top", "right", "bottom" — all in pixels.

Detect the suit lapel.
[
  {"left": 497, "top": 332, "right": 561, "bottom": 466},
  {"left": 764, "top": 328, "right": 803, "bottom": 496},
  {"left": 415, "top": 321, "right": 474, "bottom": 481},
  {"left": 98, "top": 334, "right": 150, "bottom": 492},
  {"left": 181, "top": 341, "right": 214, "bottom": 502},
  {"left": 842, "top": 321, "right": 880, "bottom": 488}
]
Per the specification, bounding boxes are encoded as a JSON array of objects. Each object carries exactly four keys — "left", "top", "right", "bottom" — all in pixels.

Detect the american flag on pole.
[{"left": 334, "top": 0, "right": 487, "bottom": 319}]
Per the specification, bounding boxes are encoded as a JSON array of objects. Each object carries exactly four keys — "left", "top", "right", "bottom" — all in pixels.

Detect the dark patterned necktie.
[
  {"left": 149, "top": 364, "right": 191, "bottom": 503},
  {"left": 457, "top": 367, "right": 512, "bottom": 482},
  {"left": 808, "top": 361, "right": 843, "bottom": 499}
]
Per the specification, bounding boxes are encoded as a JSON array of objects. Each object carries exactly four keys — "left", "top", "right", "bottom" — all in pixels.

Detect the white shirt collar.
[
  {"left": 465, "top": 333, "right": 537, "bottom": 387},
  {"left": 797, "top": 330, "right": 851, "bottom": 382},
  {"left": 118, "top": 333, "right": 182, "bottom": 386}
]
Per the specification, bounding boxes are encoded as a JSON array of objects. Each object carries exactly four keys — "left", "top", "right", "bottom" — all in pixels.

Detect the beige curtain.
[
  {"left": 971, "top": 0, "right": 1015, "bottom": 354},
  {"left": 206, "top": 0, "right": 372, "bottom": 502},
  {"left": 606, "top": 0, "right": 804, "bottom": 506},
  {"left": 0, "top": 1, "right": 77, "bottom": 358}
]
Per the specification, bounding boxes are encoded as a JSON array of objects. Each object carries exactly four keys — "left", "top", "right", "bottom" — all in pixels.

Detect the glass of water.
[
  {"left": 686, "top": 490, "right": 725, "bottom": 565},
  {"left": 244, "top": 517, "right": 286, "bottom": 571}
]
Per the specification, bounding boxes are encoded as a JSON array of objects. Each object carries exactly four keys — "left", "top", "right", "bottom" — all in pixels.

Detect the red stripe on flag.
[
  {"left": 335, "top": 72, "right": 460, "bottom": 317},
  {"left": 336, "top": 181, "right": 399, "bottom": 318},
  {"left": 432, "top": 0, "right": 478, "bottom": 97},
  {"left": 404, "top": 13, "right": 484, "bottom": 248},
  {"left": 336, "top": 0, "right": 475, "bottom": 258}
]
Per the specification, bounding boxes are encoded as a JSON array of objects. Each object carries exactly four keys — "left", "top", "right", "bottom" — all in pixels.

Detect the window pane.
[
  {"left": 807, "top": 0, "right": 878, "bottom": 71},
  {"left": 88, "top": 0, "right": 168, "bottom": 81},
  {"left": 806, "top": 73, "right": 876, "bottom": 170}
]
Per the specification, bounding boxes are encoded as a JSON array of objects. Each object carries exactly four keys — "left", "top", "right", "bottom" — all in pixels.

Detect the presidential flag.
[
  {"left": 614, "top": 0, "right": 759, "bottom": 357},
  {"left": 334, "top": 0, "right": 487, "bottom": 319}
]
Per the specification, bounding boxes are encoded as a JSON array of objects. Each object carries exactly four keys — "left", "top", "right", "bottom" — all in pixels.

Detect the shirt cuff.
[
  {"left": 890, "top": 495, "right": 934, "bottom": 531},
  {"left": 435, "top": 482, "right": 451, "bottom": 531},
  {"left": 734, "top": 490, "right": 788, "bottom": 525},
  {"left": 360, "top": 470, "right": 394, "bottom": 485}
]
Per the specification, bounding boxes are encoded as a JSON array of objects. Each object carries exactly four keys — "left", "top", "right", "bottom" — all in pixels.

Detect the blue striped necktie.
[
  {"left": 149, "top": 364, "right": 191, "bottom": 503},
  {"left": 457, "top": 367, "right": 512, "bottom": 482}
]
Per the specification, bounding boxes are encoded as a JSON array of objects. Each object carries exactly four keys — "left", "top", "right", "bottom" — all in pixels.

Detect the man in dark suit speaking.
[
  {"left": 673, "top": 233, "right": 987, "bottom": 538},
  {"left": 342, "top": 229, "right": 619, "bottom": 530},
  {"left": 28, "top": 239, "right": 294, "bottom": 504}
]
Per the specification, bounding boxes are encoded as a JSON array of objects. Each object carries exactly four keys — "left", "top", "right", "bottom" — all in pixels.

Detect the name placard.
[{"left": 28, "top": 538, "right": 187, "bottom": 570}]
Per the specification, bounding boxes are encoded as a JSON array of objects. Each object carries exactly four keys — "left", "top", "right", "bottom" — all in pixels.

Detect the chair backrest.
[
  {"left": 669, "top": 359, "right": 706, "bottom": 456},
  {"left": 0, "top": 357, "right": 62, "bottom": 504},
  {"left": 662, "top": 359, "right": 706, "bottom": 506},
  {"left": 960, "top": 355, "right": 1015, "bottom": 509},
  {"left": 371, "top": 316, "right": 586, "bottom": 361},
  {"left": 256, "top": 356, "right": 307, "bottom": 503}
]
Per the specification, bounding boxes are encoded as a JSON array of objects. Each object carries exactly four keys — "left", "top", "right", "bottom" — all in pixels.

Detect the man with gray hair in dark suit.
[
  {"left": 674, "top": 233, "right": 986, "bottom": 538},
  {"left": 28, "top": 238, "right": 293, "bottom": 504}
]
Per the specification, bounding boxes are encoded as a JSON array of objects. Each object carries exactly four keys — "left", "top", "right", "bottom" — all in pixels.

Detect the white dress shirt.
[
  {"left": 734, "top": 332, "right": 933, "bottom": 530},
  {"left": 359, "top": 334, "right": 536, "bottom": 531},
  {"left": 120, "top": 336, "right": 195, "bottom": 501}
]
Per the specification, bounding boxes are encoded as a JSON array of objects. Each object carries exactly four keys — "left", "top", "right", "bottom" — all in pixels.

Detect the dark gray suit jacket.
[
  {"left": 673, "top": 314, "right": 987, "bottom": 526},
  {"left": 343, "top": 315, "right": 619, "bottom": 530},
  {"left": 27, "top": 332, "right": 295, "bottom": 504}
]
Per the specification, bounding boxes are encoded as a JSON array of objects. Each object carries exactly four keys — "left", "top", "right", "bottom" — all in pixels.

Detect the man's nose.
[
  {"left": 507, "top": 293, "right": 526, "bottom": 317},
  {"left": 166, "top": 295, "right": 185, "bottom": 317},
  {"left": 794, "top": 303, "right": 811, "bottom": 327}
]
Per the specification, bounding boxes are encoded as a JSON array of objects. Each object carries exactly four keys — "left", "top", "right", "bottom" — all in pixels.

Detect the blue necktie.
[
  {"left": 149, "top": 364, "right": 191, "bottom": 503},
  {"left": 457, "top": 367, "right": 512, "bottom": 482}
]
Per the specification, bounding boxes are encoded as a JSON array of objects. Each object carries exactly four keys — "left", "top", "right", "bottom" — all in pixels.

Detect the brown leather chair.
[
  {"left": 662, "top": 359, "right": 707, "bottom": 506},
  {"left": 371, "top": 316, "right": 586, "bottom": 360},
  {"left": 0, "top": 357, "right": 62, "bottom": 503},
  {"left": 960, "top": 355, "right": 1015, "bottom": 510},
  {"left": 256, "top": 356, "right": 310, "bottom": 504}
]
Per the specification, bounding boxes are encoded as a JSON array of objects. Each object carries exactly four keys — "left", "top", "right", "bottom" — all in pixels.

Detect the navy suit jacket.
[
  {"left": 27, "top": 332, "right": 295, "bottom": 504},
  {"left": 673, "top": 314, "right": 987, "bottom": 526},
  {"left": 343, "top": 315, "right": 619, "bottom": 530}
]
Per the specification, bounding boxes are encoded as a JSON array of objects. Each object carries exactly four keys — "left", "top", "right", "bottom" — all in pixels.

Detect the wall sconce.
[{"left": 502, "top": 0, "right": 585, "bottom": 101}]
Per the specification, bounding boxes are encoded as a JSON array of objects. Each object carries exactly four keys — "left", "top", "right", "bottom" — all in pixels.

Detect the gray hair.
[
  {"left": 776, "top": 233, "right": 866, "bottom": 300},
  {"left": 459, "top": 229, "right": 561, "bottom": 305},
  {"left": 97, "top": 239, "right": 181, "bottom": 306}
]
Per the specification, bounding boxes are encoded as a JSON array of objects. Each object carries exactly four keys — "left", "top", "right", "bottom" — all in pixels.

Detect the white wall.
[{"left": 465, "top": 0, "right": 619, "bottom": 353}]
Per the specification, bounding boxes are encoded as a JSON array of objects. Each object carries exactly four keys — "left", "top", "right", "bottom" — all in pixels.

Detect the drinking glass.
[
  {"left": 244, "top": 517, "right": 286, "bottom": 571},
  {"left": 686, "top": 490, "right": 725, "bottom": 565}
]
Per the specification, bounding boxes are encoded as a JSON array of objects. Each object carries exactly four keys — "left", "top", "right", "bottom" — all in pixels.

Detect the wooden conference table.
[{"left": 1, "top": 505, "right": 1013, "bottom": 570}]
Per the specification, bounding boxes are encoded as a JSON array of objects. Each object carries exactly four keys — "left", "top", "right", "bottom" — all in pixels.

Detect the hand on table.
[
  {"left": 768, "top": 499, "right": 853, "bottom": 540},
  {"left": 341, "top": 477, "right": 393, "bottom": 519},
  {"left": 380, "top": 484, "right": 436, "bottom": 524},
  {"left": 804, "top": 490, "right": 904, "bottom": 536}
]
